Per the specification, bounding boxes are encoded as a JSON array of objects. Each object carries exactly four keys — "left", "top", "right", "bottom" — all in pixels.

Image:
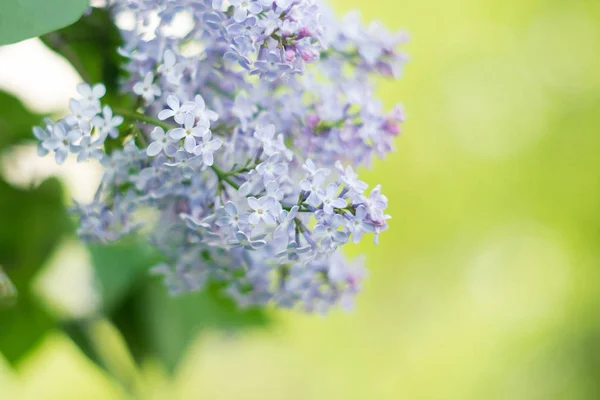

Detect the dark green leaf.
[
  {"left": 88, "top": 238, "right": 162, "bottom": 313},
  {"left": 112, "top": 280, "right": 269, "bottom": 373},
  {"left": 0, "top": 177, "right": 70, "bottom": 365},
  {"left": 0, "top": 0, "right": 89, "bottom": 45},
  {"left": 0, "top": 295, "right": 55, "bottom": 364},
  {"left": 61, "top": 320, "right": 106, "bottom": 370},
  {"left": 41, "top": 7, "right": 126, "bottom": 96},
  {"left": 0, "top": 178, "right": 71, "bottom": 289},
  {"left": 0, "top": 90, "right": 43, "bottom": 149}
]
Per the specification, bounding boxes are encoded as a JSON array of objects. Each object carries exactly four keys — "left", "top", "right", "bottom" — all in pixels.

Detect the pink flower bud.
[
  {"left": 285, "top": 48, "right": 297, "bottom": 62},
  {"left": 306, "top": 114, "right": 320, "bottom": 128},
  {"left": 298, "top": 27, "right": 311, "bottom": 39}
]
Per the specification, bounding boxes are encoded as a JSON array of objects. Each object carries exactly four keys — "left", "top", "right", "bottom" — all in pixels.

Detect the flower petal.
[
  {"left": 169, "top": 128, "right": 186, "bottom": 140},
  {"left": 147, "top": 141, "right": 163, "bottom": 156},
  {"left": 158, "top": 109, "right": 175, "bottom": 120}
]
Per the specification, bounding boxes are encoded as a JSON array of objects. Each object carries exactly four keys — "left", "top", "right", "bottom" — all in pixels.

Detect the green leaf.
[
  {"left": 41, "top": 7, "right": 126, "bottom": 95},
  {"left": 0, "top": 295, "right": 55, "bottom": 364},
  {"left": 0, "top": 178, "right": 71, "bottom": 289},
  {"left": 111, "top": 280, "right": 269, "bottom": 373},
  {"left": 0, "top": 177, "right": 71, "bottom": 365},
  {"left": 60, "top": 320, "right": 106, "bottom": 371},
  {"left": 0, "top": 90, "right": 43, "bottom": 149},
  {"left": 88, "top": 238, "right": 162, "bottom": 313},
  {"left": 0, "top": 0, "right": 89, "bottom": 46}
]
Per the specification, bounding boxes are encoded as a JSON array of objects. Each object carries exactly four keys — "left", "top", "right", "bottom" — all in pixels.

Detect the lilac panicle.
[{"left": 32, "top": 0, "right": 407, "bottom": 314}]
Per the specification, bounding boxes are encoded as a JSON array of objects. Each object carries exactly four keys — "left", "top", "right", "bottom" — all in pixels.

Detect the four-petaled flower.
[
  {"left": 74, "top": 136, "right": 104, "bottom": 163},
  {"left": 65, "top": 99, "right": 96, "bottom": 131},
  {"left": 192, "top": 131, "right": 222, "bottom": 166},
  {"left": 147, "top": 127, "right": 178, "bottom": 157},
  {"left": 276, "top": 241, "right": 312, "bottom": 261},
  {"left": 346, "top": 206, "right": 375, "bottom": 244},
  {"left": 230, "top": 0, "right": 262, "bottom": 23},
  {"left": 228, "top": 231, "right": 266, "bottom": 250},
  {"left": 215, "top": 202, "right": 249, "bottom": 231},
  {"left": 76, "top": 83, "right": 106, "bottom": 112},
  {"left": 92, "top": 105, "right": 124, "bottom": 139},
  {"left": 133, "top": 72, "right": 161, "bottom": 103},
  {"left": 170, "top": 113, "right": 210, "bottom": 153},
  {"left": 314, "top": 213, "right": 349, "bottom": 248},
  {"left": 316, "top": 183, "right": 347, "bottom": 214},
  {"left": 42, "top": 124, "right": 81, "bottom": 164},
  {"left": 247, "top": 196, "right": 279, "bottom": 225},
  {"left": 158, "top": 95, "right": 197, "bottom": 124}
]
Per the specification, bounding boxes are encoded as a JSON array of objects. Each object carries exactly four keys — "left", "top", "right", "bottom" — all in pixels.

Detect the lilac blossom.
[
  {"left": 158, "top": 95, "right": 197, "bottom": 124},
  {"left": 230, "top": 0, "right": 262, "bottom": 23},
  {"left": 169, "top": 113, "right": 209, "bottom": 153},
  {"left": 133, "top": 72, "right": 161, "bottom": 103},
  {"left": 32, "top": 0, "right": 408, "bottom": 313},
  {"left": 192, "top": 132, "right": 222, "bottom": 166},
  {"left": 92, "top": 106, "right": 124, "bottom": 139},
  {"left": 147, "top": 127, "right": 177, "bottom": 157}
]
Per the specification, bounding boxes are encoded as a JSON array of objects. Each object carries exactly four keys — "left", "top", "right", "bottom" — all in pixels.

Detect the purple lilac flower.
[{"left": 32, "top": 0, "right": 407, "bottom": 313}]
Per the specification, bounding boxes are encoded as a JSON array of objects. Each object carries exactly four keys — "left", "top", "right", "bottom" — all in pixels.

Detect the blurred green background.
[{"left": 1, "top": 0, "right": 600, "bottom": 398}]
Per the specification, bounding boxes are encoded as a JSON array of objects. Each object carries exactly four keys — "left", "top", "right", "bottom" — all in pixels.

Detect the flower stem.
[
  {"left": 211, "top": 164, "right": 241, "bottom": 190},
  {"left": 114, "top": 108, "right": 174, "bottom": 131}
]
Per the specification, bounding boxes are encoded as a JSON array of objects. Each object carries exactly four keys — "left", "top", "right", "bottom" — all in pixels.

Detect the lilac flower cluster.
[{"left": 33, "top": 0, "right": 407, "bottom": 313}]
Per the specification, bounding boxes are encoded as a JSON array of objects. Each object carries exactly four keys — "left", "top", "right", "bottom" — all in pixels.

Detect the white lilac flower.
[
  {"left": 228, "top": 231, "right": 266, "bottom": 250},
  {"left": 230, "top": 0, "right": 262, "bottom": 23},
  {"left": 76, "top": 83, "right": 106, "bottom": 112},
  {"left": 265, "top": 180, "right": 284, "bottom": 201},
  {"left": 158, "top": 95, "right": 196, "bottom": 124},
  {"left": 65, "top": 99, "right": 96, "bottom": 131},
  {"left": 193, "top": 94, "right": 218, "bottom": 123},
  {"left": 314, "top": 213, "right": 349, "bottom": 249},
  {"left": 316, "top": 183, "right": 347, "bottom": 214},
  {"left": 157, "top": 50, "right": 182, "bottom": 85},
  {"left": 227, "top": 15, "right": 260, "bottom": 37},
  {"left": 346, "top": 205, "right": 375, "bottom": 244},
  {"left": 364, "top": 185, "right": 389, "bottom": 223},
  {"left": 147, "top": 127, "right": 178, "bottom": 157},
  {"left": 247, "top": 196, "right": 278, "bottom": 225},
  {"left": 273, "top": 205, "right": 299, "bottom": 239},
  {"left": 133, "top": 72, "right": 161, "bottom": 103},
  {"left": 253, "top": 125, "right": 278, "bottom": 156},
  {"left": 215, "top": 202, "right": 250, "bottom": 232},
  {"left": 92, "top": 105, "right": 124, "bottom": 139},
  {"left": 32, "top": 0, "right": 406, "bottom": 313},
  {"left": 251, "top": 52, "right": 293, "bottom": 81},
  {"left": 303, "top": 159, "right": 330, "bottom": 178},
  {"left": 276, "top": 241, "right": 312, "bottom": 261},
  {"left": 41, "top": 124, "right": 81, "bottom": 164},
  {"left": 258, "top": 10, "right": 279, "bottom": 36},
  {"left": 192, "top": 131, "right": 222, "bottom": 166},
  {"left": 74, "top": 136, "right": 104, "bottom": 163},
  {"left": 169, "top": 113, "right": 209, "bottom": 153},
  {"left": 33, "top": 126, "right": 50, "bottom": 157},
  {"left": 335, "top": 161, "right": 368, "bottom": 194},
  {"left": 255, "top": 153, "right": 288, "bottom": 185}
]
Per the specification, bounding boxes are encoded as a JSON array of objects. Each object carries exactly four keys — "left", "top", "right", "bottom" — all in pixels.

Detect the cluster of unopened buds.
[{"left": 33, "top": 0, "right": 407, "bottom": 313}]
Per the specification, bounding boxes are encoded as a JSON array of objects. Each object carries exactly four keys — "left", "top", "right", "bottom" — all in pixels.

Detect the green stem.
[
  {"left": 211, "top": 164, "right": 241, "bottom": 190},
  {"left": 114, "top": 108, "right": 174, "bottom": 132}
]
